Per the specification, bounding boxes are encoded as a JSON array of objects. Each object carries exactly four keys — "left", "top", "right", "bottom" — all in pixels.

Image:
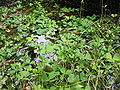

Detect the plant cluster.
[{"left": 0, "top": 1, "right": 120, "bottom": 90}]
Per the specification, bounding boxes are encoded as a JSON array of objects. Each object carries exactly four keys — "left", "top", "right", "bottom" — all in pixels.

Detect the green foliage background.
[{"left": 0, "top": 0, "right": 120, "bottom": 90}]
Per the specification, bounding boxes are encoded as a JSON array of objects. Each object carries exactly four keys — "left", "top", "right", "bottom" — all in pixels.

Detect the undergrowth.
[{"left": 0, "top": 1, "right": 120, "bottom": 90}]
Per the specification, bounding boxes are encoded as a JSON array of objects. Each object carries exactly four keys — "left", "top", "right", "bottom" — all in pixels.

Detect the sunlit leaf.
[
  {"left": 105, "top": 53, "right": 112, "bottom": 59},
  {"left": 113, "top": 54, "right": 120, "bottom": 62},
  {"left": 85, "top": 85, "right": 91, "bottom": 90}
]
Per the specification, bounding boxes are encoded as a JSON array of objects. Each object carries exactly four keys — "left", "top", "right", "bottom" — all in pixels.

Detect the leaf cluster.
[{"left": 0, "top": 1, "right": 120, "bottom": 90}]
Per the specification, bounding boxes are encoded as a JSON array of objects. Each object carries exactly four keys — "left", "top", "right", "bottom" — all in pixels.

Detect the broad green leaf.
[
  {"left": 80, "top": 72, "right": 87, "bottom": 81},
  {"left": 67, "top": 74, "right": 75, "bottom": 83},
  {"left": 71, "top": 83, "right": 83, "bottom": 90},
  {"left": 113, "top": 54, "right": 120, "bottom": 61},
  {"left": 33, "top": 85, "right": 42, "bottom": 90},
  {"left": 46, "top": 46, "right": 54, "bottom": 53},
  {"left": 60, "top": 75, "right": 64, "bottom": 80},
  {"left": 85, "top": 53, "right": 92, "bottom": 60},
  {"left": 50, "top": 87, "right": 56, "bottom": 90},
  {"left": 59, "top": 87, "right": 64, "bottom": 90},
  {"left": 66, "top": 70, "right": 72, "bottom": 74},
  {"left": 19, "top": 71, "right": 30, "bottom": 77},
  {"left": 72, "top": 84, "right": 83, "bottom": 89},
  {"left": 49, "top": 72, "right": 59, "bottom": 79},
  {"left": 60, "top": 68, "right": 66, "bottom": 74},
  {"left": 24, "top": 65, "right": 32, "bottom": 71},
  {"left": 92, "top": 65, "right": 97, "bottom": 70},
  {"left": 41, "top": 74, "right": 49, "bottom": 81},
  {"left": 85, "top": 85, "right": 91, "bottom": 90},
  {"left": 76, "top": 52, "right": 84, "bottom": 59},
  {"left": 105, "top": 53, "right": 112, "bottom": 59},
  {"left": 40, "top": 46, "right": 46, "bottom": 54}
]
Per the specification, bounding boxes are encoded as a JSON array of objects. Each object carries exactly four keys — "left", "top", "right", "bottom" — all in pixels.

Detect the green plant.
[{"left": 0, "top": 1, "right": 120, "bottom": 90}]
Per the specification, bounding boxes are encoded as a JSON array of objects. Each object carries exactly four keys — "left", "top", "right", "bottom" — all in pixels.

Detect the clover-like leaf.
[{"left": 113, "top": 54, "right": 120, "bottom": 62}]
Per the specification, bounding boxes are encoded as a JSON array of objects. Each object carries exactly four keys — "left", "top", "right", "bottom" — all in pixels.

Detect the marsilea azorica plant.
[{"left": 0, "top": 1, "right": 120, "bottom": 90}]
